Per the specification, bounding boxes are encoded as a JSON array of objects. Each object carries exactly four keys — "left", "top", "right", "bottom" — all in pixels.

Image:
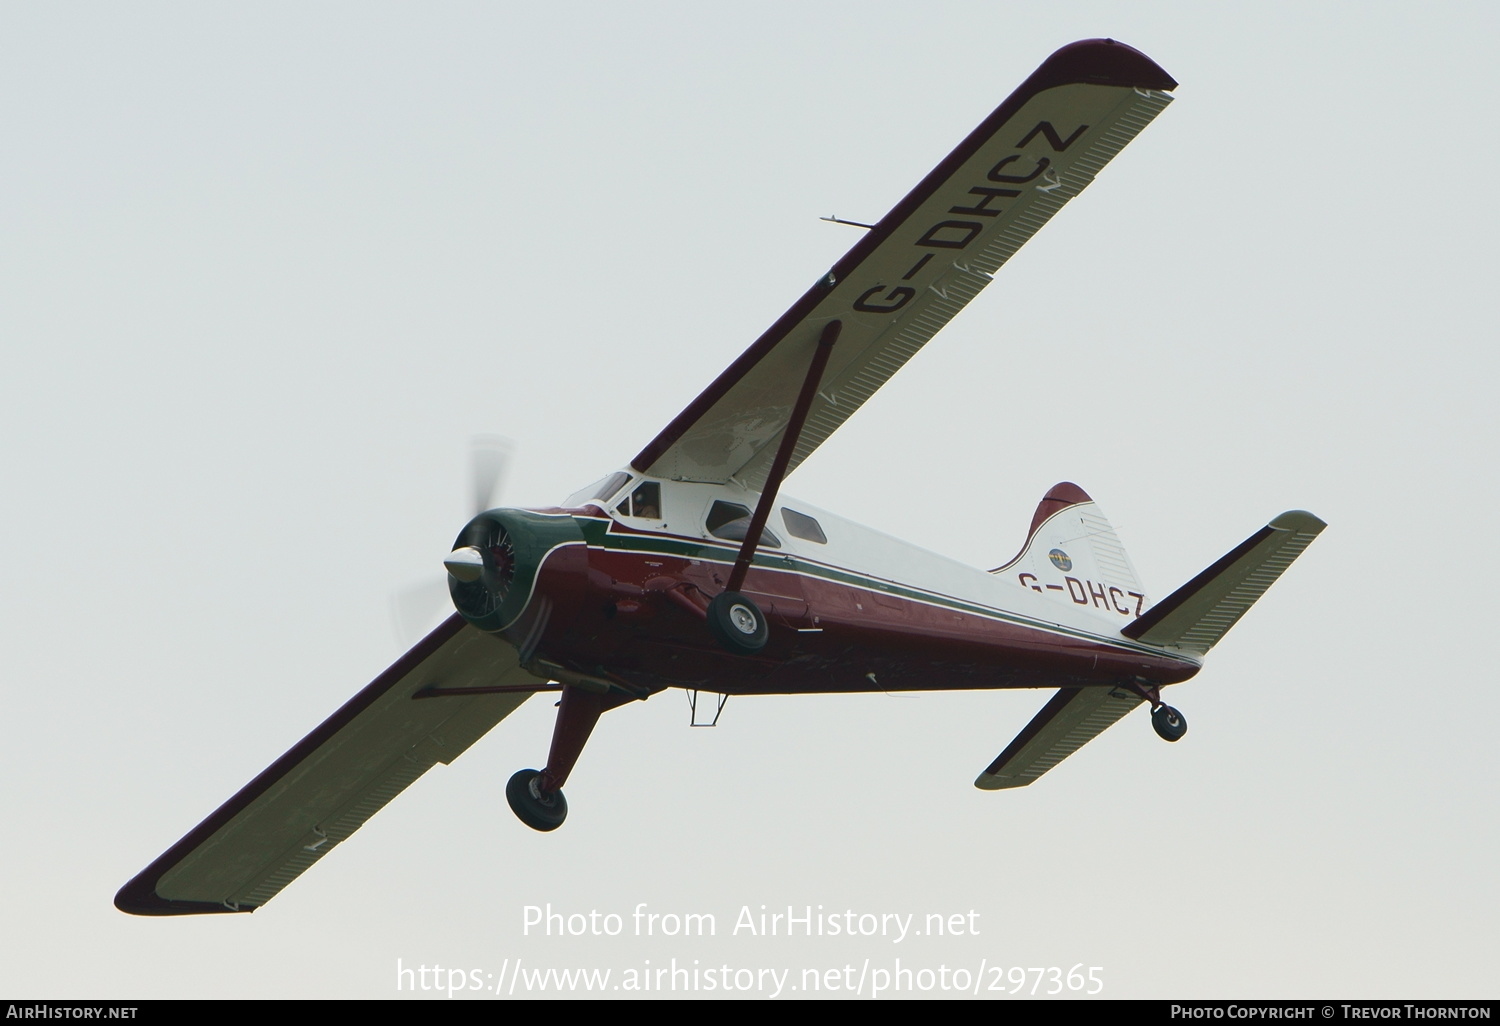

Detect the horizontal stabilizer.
[
  {"left": 975, "top": 685, "right": 1143, "bottom": 790},
  {"left": 1122, "top": 511, "right": 1326, "bottom": 656}
]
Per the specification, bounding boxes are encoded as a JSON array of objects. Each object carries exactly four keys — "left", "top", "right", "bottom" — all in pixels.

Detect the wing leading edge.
[
  {"left": 115, "top": 615, "right": 548, "bottom": 915},
  {"left": 633, "top": 39, "right": 1176, "bottom": 490}
]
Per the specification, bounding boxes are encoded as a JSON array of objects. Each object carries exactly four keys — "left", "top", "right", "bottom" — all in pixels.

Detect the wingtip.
[
  {"left": 974, "top": 773, "right": 1018, "bottom": 791},
  {"left": 115, "top": 871, "right": 255, "bottom": 917},
  {"left": 1034, "top": 39, "right": 1178, "bottom": 92},
  {"left": 1270, "top": 510, "right": 1328, "bottom": 534}
]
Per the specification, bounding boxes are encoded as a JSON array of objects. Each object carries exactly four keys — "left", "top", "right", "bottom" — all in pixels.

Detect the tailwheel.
[
  {"left": 706, "top": 591, "right": 769, "bottom": 655},
  {"left": 506, "top": 768, "right": 568, "bottom": 832},
  {"left": 1151, "top": 704, "right": 1188, "bottom": 743}
]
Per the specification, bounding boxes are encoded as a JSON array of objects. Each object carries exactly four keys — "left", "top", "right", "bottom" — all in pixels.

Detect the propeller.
[
  {"left": 469, "top": 434, "right": 514, "bottom": 517},
  {"left": 388, "top": 436, "right": 516, "bottom": 647}
]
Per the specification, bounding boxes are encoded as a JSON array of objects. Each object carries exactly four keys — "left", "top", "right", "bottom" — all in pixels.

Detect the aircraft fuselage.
[{"left": 467, "top": 474, "right": 1200, "bottom": 700}]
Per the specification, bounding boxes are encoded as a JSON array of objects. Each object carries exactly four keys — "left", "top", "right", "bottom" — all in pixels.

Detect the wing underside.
[
  {"left": 633, "top": 40, "right": 1176, "bottom": 490},
  {"left": 1122, "top": 511, "right": 1327, "bottom": 656},
  {"left": 116, "top": 615, "right": 548, "bottom": 915},
  {"left": 975, "top": 685, "right": 1144, "bottom": 790}
]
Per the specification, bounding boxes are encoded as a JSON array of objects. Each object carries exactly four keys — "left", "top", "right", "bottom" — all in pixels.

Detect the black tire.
[
  {"left": 1151, "top": 704, "right": 1188, "bottom": 743},
  {"left": 706, "top": 591, "right": 769, "bottom": 655},
  {"left": 506, "top": 768, "right": 568, "bottom": 831}
]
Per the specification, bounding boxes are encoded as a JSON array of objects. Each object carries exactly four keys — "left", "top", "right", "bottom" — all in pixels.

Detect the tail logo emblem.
[{"left": 1048, "top": 549, "right": 1072, "bottom": 571}]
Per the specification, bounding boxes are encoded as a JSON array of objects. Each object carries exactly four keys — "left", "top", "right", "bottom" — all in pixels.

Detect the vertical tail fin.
[{"left": 991, "top": 483, "right": 1147, "bottom": 629}]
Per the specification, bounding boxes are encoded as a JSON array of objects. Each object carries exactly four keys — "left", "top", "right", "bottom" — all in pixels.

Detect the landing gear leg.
[{"left": 507, "top": 684, "right": 605, "bottom": 832}]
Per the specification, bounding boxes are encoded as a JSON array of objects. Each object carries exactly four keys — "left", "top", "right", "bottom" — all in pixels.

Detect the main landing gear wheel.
[
  {"left": 506, "top": 769, "right": 568, "bottom": 832},
  {"left": 706, "top": 591, "right": 769, "bottom": 655},
  {"left": 1151, "top": 704, "right": 1188, "bottom": 742}
]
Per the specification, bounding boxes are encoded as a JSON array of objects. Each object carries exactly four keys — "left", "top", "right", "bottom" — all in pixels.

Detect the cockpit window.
[
  {"left": 616, "top": 481, "right": 662, "bottom": 520},
  {"left": 706, "top": 500, "right": 780, "bottom": 547},
  {"left": 781, "top": 508, "right": 827, "bottom": 544}
]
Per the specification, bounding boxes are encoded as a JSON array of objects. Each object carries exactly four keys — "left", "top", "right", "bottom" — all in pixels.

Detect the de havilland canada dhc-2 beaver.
[{"left": 117, "top": 39, "right": 1324, "bottom": 915}]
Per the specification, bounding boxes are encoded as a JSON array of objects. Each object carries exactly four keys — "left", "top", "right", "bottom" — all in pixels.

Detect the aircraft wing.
[
  {"left": 633, "top": 39, "right": 1175, "bottom": 490},
  {"left": 975, "top": 685, "right": 1144, "bottom": 790},
  {"left": 115, "top": 615, "right": 549, "bottom": 915}
]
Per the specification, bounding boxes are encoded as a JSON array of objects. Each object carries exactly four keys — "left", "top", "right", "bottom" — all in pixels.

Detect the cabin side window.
[
  {"left": 780, "top": 508, "right": 828, "bottom": 544},
  {"left": 706, "top": 500, "right": 780, "bottom": 547}
]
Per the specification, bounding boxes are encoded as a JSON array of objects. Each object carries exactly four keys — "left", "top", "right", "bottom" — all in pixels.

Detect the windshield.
[{"left": 563, "top": 471, "right": 632, "bottom": 508}]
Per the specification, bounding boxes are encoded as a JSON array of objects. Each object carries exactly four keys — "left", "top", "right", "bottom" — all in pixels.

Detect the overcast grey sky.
[{"left": 3, "top": 2, "right": 1496, "bottom": 999}]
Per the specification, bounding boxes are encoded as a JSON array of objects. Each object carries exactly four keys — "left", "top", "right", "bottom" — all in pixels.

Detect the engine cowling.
[{"left": 446, "top": 509, "right": 585, "bottom": 634}]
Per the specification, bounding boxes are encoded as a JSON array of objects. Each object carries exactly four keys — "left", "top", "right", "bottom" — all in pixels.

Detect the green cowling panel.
[{"left": 448, "top": 510, "right": 586, "bottom": 633}]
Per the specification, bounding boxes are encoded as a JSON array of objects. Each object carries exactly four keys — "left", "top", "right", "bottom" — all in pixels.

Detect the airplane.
[{"left": 115, "top": 38, "right": 1324, "bottom": 916}]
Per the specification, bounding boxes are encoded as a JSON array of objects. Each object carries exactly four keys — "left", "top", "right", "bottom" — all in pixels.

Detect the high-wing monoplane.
[{"left": 117, "top": 39, "right": 1324, "bottom": 916}]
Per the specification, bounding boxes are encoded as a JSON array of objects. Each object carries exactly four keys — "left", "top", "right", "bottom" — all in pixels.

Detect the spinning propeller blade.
[
  {"left": 388, "top": 434, "right": 518, "bottom": 646},
  {"left": 471, "top": 435, "right": 514, "bottom": 516}
]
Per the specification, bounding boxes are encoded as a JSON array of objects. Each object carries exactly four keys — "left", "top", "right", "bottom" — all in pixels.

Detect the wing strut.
[{"left": 724, "top": 319, "right": 841, "bottom": 594}]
